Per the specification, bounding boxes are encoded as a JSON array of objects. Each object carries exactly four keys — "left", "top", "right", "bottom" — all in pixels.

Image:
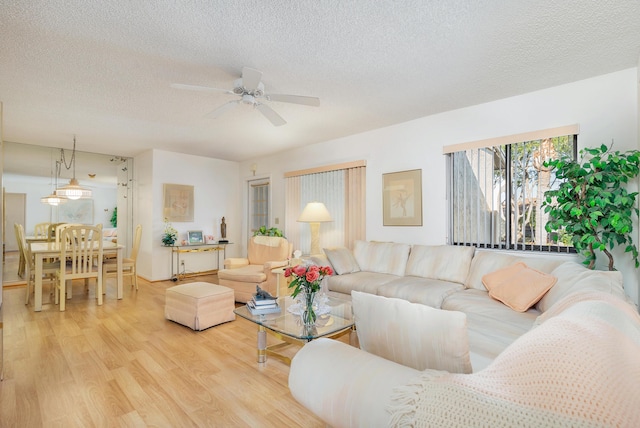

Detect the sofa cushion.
[
  {"left": 327, "top": 271, "right": 399, "bottom": 296},
  {"left": 353, "top": 240, "right": 410, "bottom": 276},
  {"left": 376, "top": 276, "right": 464, "bottom": 308},
  {"left": 405, "top": 245, "right": 474, "bottom": 285},
  {"left": 482, "top": 263, "right": 557, "bottom": 312},
  {"left": 441, "top": 289, "right": 539, "bottom": 371},
  {"left": 352, "top": 291, "right": 472, "bottom": 373},
  {"left": 465, "top": 250, "right": 565, "bottom": 291},
  {"left": 536, "top": 261, "right": 625, "bottom": 312},
  {"left": 217, "top": 264, "right": 266, "bottom": 283},
  {"left": 324, "top": 247, "right": 361, "bottom": 275}
]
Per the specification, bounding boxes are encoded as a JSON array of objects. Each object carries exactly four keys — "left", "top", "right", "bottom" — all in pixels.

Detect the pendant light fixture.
[
  {"left": 56, "top": 135, "right": 92, "bottom": 200},
  {"left": 41, "top": 150, "right": 68, "bottom": 206}
]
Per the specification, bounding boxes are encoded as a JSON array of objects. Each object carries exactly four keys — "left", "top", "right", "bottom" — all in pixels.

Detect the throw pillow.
[
  {"left": 482, "top": 262, "right": 527, "bottom": 291},
  {"left": 483, "top": 263, "right": 557, "bottom": 312},
  {"left": 351, "top": 291, "right": 472, "bottom": 373},
  {"left": 323, "top": 247, "right": 360, "bottom": 275}
]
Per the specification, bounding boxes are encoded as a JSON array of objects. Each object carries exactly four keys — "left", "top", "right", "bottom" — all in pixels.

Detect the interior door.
[{"left": 4, "top": 193, "right": 26, "bottom": 252}]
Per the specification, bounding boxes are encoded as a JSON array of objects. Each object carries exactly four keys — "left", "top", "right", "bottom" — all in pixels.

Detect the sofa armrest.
[
  {"left": 289, "top": 338, "right": 421, "bottom": 427},
  {"left": 223, "top": 258, "right": 249, "bottom": 269}
]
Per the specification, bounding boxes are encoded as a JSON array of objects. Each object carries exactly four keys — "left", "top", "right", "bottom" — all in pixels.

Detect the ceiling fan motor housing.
[{"left": 233, "top": 78, "right": 264, "bottom": 97}]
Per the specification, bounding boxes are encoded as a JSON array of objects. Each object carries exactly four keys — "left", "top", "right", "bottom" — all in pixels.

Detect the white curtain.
[{"left": 285, "top": 163, "right": 366, "bottom": 254}]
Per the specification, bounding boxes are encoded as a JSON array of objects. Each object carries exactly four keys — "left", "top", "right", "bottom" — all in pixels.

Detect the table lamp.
[{"left": 297, "top": 202, "right": 332, "bottom": 255}]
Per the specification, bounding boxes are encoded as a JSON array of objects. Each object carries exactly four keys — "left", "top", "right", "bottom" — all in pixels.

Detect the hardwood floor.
[{"left": 0, "top": 274, "right": 329, "bottom": 427}]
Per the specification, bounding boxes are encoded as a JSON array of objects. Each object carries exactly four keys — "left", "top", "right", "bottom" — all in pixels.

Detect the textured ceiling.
[{"left": 1, "top": 0, "right": 640, "bottom": 163}]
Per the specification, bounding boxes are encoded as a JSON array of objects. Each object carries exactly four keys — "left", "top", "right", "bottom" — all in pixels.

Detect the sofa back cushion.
[
  {"left": 536, "top": 261, "right": 626, "bottom": 312},
  {"left": 324, "top": 247, "right": 360, "bottom": 275},
  {"left": 352, "top": 291, "right": 472, "bottom": 373},
  {"left": 353, "top": 240, "right": 410, "bottom": 276},
  {"left": 405, "top": 245, "right": 475, "bottom": 284},
  {"left": 465, "top": 250, "right": 565, "bottom": 291}
]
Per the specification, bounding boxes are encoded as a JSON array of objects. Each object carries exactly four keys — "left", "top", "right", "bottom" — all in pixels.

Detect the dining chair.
[
  {"left": 34, "top": 222, "right": 51, "bottom": 238},
  {"left": 103, "top": 224, "right": 142, "bottom": 290},
  {"left": 15, "top": 223, "right": 59, "bottom": 305},
  {"left": 55, "top": 224, "right": 104, "bottom": 311},
  {"left": 47, "top": 222, "right": 66, "bottom": 242}
]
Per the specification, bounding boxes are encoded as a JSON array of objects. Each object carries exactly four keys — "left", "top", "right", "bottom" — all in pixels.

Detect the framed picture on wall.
[
  {"left": 163, "top": 183, "right": 194, "bottom": 222},
  {"left": 382, "top": 169, "right": 422, "bottom": 226},
  {"left": 187, "top": 230, "right": 204, "bottom": 245},
  {"left": 59, "top": 199, "right": 94, "bottom": 224}
]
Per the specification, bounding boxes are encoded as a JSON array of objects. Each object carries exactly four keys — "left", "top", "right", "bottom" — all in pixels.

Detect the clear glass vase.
[{"left": 301, "top": 290, "right": 317, "bottom": 328}]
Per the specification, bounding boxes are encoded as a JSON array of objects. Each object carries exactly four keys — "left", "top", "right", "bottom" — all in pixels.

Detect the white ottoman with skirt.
[{"left": 165, "top": 282, "right": 236, "bottom": 331}]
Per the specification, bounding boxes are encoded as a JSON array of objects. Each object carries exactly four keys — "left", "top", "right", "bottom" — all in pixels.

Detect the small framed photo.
[{"left": 187, "top": 230, "right": 204, "bottom": 245}]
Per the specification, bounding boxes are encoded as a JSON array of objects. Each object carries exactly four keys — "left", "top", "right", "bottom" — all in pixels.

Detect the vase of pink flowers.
[{"left": 285, "top": 264, "right": 333, "bottom": 328}]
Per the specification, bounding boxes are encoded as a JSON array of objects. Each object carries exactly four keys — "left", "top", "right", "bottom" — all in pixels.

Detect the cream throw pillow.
[
  {"left": 323, "top": 247, "right": 360, "bottom": 275},
  {"left": 482, "top": 263, "right": 557, "bottom": 312},
  {"left": 351, "top": 291, "right": 472, "bottom": 373}
]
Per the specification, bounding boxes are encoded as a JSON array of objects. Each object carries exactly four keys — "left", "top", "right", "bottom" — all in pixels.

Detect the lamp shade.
[
  {"left": 56, "top": 178, "right": 92, "bottom": 200},
  {"left": 297, "top": 202, "right": 332, "bottom": 223},
  {"left": 40, "top": 193, "right": 68, "bottom": 206}
]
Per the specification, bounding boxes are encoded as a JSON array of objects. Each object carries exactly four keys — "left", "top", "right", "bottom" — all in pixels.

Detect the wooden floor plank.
[{"left": 0, "top": 274, "right": 332, "bottom": 426}]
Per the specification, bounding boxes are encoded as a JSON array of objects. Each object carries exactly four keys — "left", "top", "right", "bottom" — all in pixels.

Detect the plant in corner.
[
  {"left": 253, "top": 226, "right": 284, "bottom": 237},
  {"left": 542, "top": 143, "right": 640, "bottom": 270}
]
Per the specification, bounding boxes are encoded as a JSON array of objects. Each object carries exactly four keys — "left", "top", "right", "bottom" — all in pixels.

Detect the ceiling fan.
[{"left": 171, "top": 67, "right": 320, "bottom": 126}]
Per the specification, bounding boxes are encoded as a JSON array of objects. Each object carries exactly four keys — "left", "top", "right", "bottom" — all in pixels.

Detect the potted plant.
[
  {"left": 162, "top": 218, "right": 178, "bottom": 246},
  {"left": 253, "top": 226, "right": 284, "bottom": 237},
  {"left": 542, "top": 143, "right": 640, "bottom": 270}
]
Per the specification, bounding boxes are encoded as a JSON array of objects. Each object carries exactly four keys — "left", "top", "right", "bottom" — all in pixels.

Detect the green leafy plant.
[
  {"left": 110, "top": 206, "right": 117, "bottom": 227},
  {"left": 542, "top": 143, "right": 640, "bottom": 270},
  {"left": 162, "top": 218, "right": 178, "bottom": 246},
  {"left": 253, "top": 226, "right": 284, "bottom": 237}
]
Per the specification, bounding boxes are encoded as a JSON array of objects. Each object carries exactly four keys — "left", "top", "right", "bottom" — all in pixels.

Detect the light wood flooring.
[{"left": 0, "top": 272, "right": 333, "bottom": 427}]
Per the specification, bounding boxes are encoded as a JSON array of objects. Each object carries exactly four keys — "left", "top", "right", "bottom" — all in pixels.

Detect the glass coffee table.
[{"left": 234, "top": 295, "right": 354, "bottom": 365}]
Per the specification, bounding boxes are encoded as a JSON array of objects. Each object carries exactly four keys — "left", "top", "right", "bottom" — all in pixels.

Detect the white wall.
[
  {"left": 241, "top": 68, "right": 640, "bottom": 305},
  {"left": 135, "top": 149, "right": 240, "bottom": 281},
  {"left": 3, "top": 173, "right": 117, "bottom": 233}
]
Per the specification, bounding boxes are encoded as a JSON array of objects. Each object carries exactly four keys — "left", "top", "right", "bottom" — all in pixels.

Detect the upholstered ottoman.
[{"left": 165, "top": 282, "right": 235, "bottom": 331}]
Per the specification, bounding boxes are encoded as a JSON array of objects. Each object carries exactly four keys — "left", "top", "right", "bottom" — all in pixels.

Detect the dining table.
[{"left": 30, "top": 240, "right": 124, "bottom": 311}]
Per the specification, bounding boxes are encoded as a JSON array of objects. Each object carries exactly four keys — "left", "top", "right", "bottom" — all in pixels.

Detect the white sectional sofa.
[{"left": 288, "top": 240, "right": 640, "bottom": 427}]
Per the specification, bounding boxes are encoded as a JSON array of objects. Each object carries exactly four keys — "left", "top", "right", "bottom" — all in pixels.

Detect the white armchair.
[{"left": 218, "top": 236, "right": 292, "bottom": 302}]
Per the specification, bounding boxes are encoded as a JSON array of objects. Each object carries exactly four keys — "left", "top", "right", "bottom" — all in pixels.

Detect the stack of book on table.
[{"left": 246, "top": 294, "right": 281, "bottom": 315}]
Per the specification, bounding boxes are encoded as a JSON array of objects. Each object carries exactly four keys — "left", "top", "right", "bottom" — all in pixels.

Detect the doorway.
[{"left": 248, "top": 178, "right": 270, "bottom": 235}]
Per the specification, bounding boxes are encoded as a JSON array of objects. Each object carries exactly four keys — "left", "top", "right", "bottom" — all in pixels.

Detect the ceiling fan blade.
[
  {"left": 256, "top": 103, "right": 286, "bottom": 126},
  {"left": 241, "top": 67, "right": 263, "bottom": 92},
  {"left": 170, "top": 83, "right": 232, "bottom": 94},
  {"left": 266, "top": 94, "right": 320, "bottom": 107},
  {"left": 206, "top": 100, "right": 240, "bottom": 118}
]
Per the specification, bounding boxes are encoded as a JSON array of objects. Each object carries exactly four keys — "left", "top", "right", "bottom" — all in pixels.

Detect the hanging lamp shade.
[
  {"left": 55, "top": 136, "right": 92, "bottom": 200},
  {"left": 56, "top": 178, "right": 91, "bottom": 200},
  {"left": 41, "top": 192, "right": 68, "bottom": 206}
]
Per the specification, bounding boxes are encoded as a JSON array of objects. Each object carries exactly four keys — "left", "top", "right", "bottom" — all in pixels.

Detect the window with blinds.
[
  {"left": 445, "top": 126, "right": 578, "bottom": 252},
  {"left": 249, "top": 179, "right": 269, "bottom": 235}
]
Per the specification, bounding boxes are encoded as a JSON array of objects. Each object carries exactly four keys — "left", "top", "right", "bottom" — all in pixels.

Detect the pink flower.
[
  {"left": 305, "top": 269, "right": 320, "bottom": 283},
  {"left": 292, "top": 265, "right": 307, "bottom": 277},
  {"left": 284, "top": 267, "right": 292, "bottom": 277}
]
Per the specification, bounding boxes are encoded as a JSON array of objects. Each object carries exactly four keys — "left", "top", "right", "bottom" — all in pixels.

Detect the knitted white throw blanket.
[{"left": 388, "top": 295, "right": 640, "bottom": 427}]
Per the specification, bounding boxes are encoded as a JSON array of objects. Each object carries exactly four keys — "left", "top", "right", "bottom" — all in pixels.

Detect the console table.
[{"left": 169, "top": 242, "right": 232, "bottom": 281}]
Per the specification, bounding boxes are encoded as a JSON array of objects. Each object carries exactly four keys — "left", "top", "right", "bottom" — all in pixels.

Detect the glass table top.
[{"left": 234, "top": 295, "right": 354, "bottom": 341}]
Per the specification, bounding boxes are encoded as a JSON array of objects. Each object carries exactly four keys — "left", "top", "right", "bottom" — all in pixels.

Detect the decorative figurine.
[
  {"left": 221, "top": 217, "right": 227, "bottom": 239},
  {"left": 255, "top": 285, "right": 275, "bottom": 300}
]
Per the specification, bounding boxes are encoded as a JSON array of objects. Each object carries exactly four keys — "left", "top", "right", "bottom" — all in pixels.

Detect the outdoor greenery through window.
[{"left": 448, "top": 133, "right": 577, "bottom": 252}]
